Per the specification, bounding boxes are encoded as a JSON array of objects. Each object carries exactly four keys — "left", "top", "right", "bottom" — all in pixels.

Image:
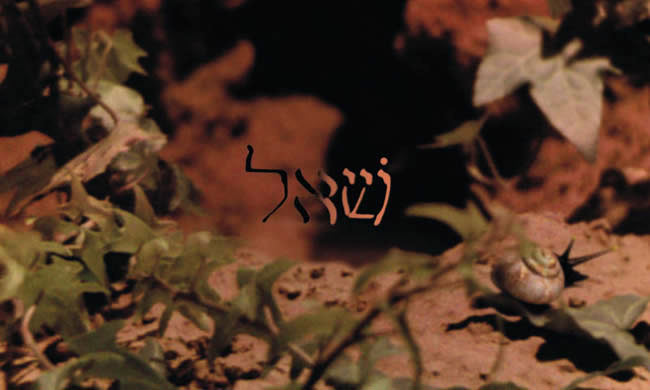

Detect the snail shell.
[{"left": 491, "top": 246, "right": 565, "bottom": 305}]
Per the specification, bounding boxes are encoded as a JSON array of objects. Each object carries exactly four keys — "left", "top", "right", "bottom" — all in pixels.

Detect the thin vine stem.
[
  {"left": 476, "top": 134, "right": 507, "bottom": 189},
  {"left": 300, "top": 264, "right": 456, "bottom": 390},
  {"left": 21, "top": 305, "right": 55, "bottom": 370}
]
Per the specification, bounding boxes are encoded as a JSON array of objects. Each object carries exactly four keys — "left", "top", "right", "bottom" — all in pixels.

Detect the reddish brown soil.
[{"left": 5, "top": 1, "right": 650, "bottom": 389}]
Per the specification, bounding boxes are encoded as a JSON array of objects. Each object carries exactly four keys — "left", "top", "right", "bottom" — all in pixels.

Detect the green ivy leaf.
[
  {"left": 405, "top": 201, "right": 488, "bottom": 241},
  {"left": 72, "top": 27, "right": 147, "bottom": 85},
  {"left": 529, "top": 54, "right": 614, "bottom": 162},
  {"left": 66, "top": 320, "right": 125, "bottom": 355},
  {"left": 474, "top": 17, "right": 617, "bottom": 161},
  {"left": 420, "top": 116, "right": 487, "bottom": 149},
  {"left": 480, "top": 294, "right": 650, "bottom": 371},
  {"left": 19, "top": 257, "right": 105, "bottom": 337},
  {"left": 473, "top": 17, "right": 551, "bottom": 106},
  {"left": 562, "top": 356, "right": 649, "bottom": 390},
  {"left": 270, "top": 306, "right": 354, "bottom": 361}
]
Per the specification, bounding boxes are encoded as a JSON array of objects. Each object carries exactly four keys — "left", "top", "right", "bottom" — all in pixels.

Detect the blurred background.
[{"left": 15, "top": 0, "right": 649, "bottom": 264}]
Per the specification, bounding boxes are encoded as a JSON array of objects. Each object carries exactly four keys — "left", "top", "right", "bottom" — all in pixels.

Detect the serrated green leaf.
[
  {"left": 72, "top": 27, "right": 147, "bottom": 85},
  {"left": 110, "top": 29, "right": 148, "bottom": 79},
  {"left": 32, "top": 215, "right": 81, "bottom": 243},
  {"left": 109, "top": 209, "right": 156, "bottom": 253},
  {"left": 420, "top": 116, "right": 487, "bottom": 149},
  {"left": 75, "top": 230, "right": 110, "bottom": 287},
  {"left": 66, "top": 320, "right": 125, "bottom": 355},
  {"left": 131, "top": 237, "right": 172, "bottom": 277},
  {"left": 405, "top": 201, "right": 488, "bottom": 240},
  {"left": 133, "top": 184, "right": 157, "bottom": 226},
  {"left": 19, "top": 257, "right": 105, "bottom": 337}
]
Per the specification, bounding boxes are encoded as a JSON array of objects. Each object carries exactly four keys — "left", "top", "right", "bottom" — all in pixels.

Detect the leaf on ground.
[
  {"left": 480, "top": 294, "right": 650, "bottom": 370},
  {"left": 405, "top": 201, "right": 488, "bottom": 241}
]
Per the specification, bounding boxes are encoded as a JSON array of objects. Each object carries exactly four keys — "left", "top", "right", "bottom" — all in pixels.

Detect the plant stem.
[
  {"left": 476, "top": 134, "right": 506, "bottom": 188},
  {"left": 21, "top": 305, "right": 55, "bottom": 370}
]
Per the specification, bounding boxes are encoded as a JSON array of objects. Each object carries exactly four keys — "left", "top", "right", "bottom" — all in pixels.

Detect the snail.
[{"left": 491, "top": 239, "right": 610, "bottom": 305}]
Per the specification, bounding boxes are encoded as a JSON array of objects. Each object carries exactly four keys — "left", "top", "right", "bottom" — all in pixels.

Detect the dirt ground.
[{"left": 7, "top": 0, "right": 650, "bottom": 389}]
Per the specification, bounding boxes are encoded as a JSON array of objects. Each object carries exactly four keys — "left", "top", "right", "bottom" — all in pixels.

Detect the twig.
[{"left": 21, "top": 305, "right": 55, "bottom": 370}]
